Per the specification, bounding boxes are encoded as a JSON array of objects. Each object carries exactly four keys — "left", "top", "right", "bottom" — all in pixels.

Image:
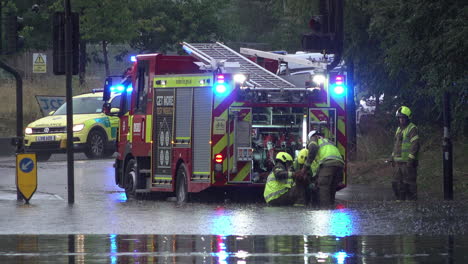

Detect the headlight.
[
  {"left": 73, "top": 124, "right": 85, "bottom": 132},
  {"left": 234, "top": 74, "right": 247, "bottom": 83},
  {"left": 313, "top": 74, "right": 326, "bottom": 84},
  {"left": 25, "top": 127, "right": 33, "bottom": 134}
]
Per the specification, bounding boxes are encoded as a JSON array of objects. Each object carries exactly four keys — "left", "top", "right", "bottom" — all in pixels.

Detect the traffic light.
[
  {"left": 3, "top": 14, "right": 24, "bottom": 54},
  {"left": 329, "top": 73, "right": 346, "bottom": 96},
  {"left": 52, "top": 12, "right": 80, "bottom": 75}
]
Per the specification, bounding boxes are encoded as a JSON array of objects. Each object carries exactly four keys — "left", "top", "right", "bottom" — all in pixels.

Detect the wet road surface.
[
  {"left": 0, "top": 234, "right": 466, "bottom": 263},
  {"left": 0, "top": 154, "right": 467, "bottom": 263}
]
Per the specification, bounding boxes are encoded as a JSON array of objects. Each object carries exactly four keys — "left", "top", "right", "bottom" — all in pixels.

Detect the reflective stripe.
[
  {"left": 318, "top": 141, "right": 334, "bottom": 148},
  {"left": 324, "top": 155, "right": 344, "bottom": 161},
  {"left": 264, "top": 172, "right": 293, "bottom": 203},
  {"left": 265, "top": 188, "right": 289, "bottom": 202},
  {"left": 394, "top": 123, "right": 417, "bottom": 162}
]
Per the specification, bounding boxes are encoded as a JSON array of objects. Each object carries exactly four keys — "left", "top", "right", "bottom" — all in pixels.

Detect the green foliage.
[
  {"left": 345, "top": 0, "right": 468, "bottom": 134},
  {"left": 129, "top": 0, "right": 229, "bottom": 53}
]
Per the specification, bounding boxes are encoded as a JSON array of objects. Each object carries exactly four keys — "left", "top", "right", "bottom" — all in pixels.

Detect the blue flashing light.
[
  {"left": 215, "top": 84, "right": 227, "bottom": 94},
  {"left": 334, "top": 251, "right": 349, "bottom": 264},
  {"left": 332, "top": 85, "right": 345, "bottom": 95},
  {"left": 330, "top": 74, "right": 346, "bottom": 96},
  {"left": 110, "top": 84, "right": 133, "bottom": 93},
  {"left": 214, "top": 74, "right": 228, "bottom": 95},
  {"left": 130, "top": 55, "right": 136, "bottom": 62}
]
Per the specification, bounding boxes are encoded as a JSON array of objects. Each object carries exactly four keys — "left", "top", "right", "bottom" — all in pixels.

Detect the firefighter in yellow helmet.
[
  {"left": 300, "top": 130, "right": 344, "bottom": 207},
  {"left": 391, "top": 106, "right": 420, "bottom": 200},
  {"left": 293, "top": 148, "right": 309, "bottom": 171},
  {"left": 264, "top": 152, "right": 306, "bottom": 206}
]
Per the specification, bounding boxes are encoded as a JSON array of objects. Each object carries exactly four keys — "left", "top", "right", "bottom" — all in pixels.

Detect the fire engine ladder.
[
  {"left": 182, "top": 42, "right": 296, "bottom": 89},
  {"left": 239, "top": 47, "right": 328, "bottom": 70}
]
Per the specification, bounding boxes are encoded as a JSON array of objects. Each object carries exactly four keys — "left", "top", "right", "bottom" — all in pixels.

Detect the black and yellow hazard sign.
[
  {"left": 33, "top": 53, "right": 47, "bottom": 73},
  {"left": 16, "top": 153, "right": 38, "bottom": 203}
]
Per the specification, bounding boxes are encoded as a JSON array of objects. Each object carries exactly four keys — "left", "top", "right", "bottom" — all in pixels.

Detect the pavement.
[{"left": 0, "top": 137, "right": 15, "bottom": 157}]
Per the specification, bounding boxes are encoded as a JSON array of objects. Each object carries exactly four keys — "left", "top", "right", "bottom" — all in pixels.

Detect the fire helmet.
[
  {"left": 276, "top": 152, "right": 293, "bottom": 163},
  {"left": 396, "top": 106, "right": 412, "bottom": 119},
  {"left": 297, "top": 148, "right": 309, "bottom": 165},
  {"left": 307, "top": 130, "right": 319, "bottom": 142}
]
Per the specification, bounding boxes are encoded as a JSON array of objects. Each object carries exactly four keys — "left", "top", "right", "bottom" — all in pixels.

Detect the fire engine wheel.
[
  {"left": 84, "top": 130, "right": 106, "bottom": 159},
  {"left": 176, "top": 163, "right": 189, "bottom": 203},
  {"left": 124, "top": 159, "right": 139, "bottom": 200}
]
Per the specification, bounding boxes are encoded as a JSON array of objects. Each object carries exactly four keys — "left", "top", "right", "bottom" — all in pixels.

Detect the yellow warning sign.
[
  {"left": 16, "top": 153, "right": 38, "bottom": 202},
  {"left": 33, "top": 53, "right": 47, "bottom": 73}
]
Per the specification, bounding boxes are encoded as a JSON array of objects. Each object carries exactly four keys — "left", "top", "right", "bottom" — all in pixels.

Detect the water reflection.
[{"left": 0, "top": 234, "right": 466, "bottom": 263}]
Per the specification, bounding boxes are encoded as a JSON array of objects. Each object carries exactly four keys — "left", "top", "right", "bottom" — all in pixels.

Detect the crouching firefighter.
[
  {"left": 264, "top": 152, "right": 306, "bottom": 206},
  {"left": 302, "top": 130, "right": 344, "bottom": 207}
]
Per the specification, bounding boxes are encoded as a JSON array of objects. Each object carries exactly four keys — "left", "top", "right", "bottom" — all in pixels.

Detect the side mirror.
[
  {"left": 48, "top": 110, "right": 55, "bottom": 116},
  {"left": 110, "top": 108, "right": 120, "bottom": 114},
  {"left": 103, "top": 77, "right": 112, "bottom": 102},
  {"left": 102, "top": 102, "right": 111, "bottom": 115}
]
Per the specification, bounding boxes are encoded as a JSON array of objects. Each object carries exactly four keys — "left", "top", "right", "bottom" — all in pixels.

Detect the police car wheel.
[
  {"left": 36, "top": 152, "right": 52, "bottom": 162},
  {"left": 176, "top": 163, "right": 189, "bottom": 203},
  {"left": 85, "top": 130, "right": 106, "bottom": 159},
  {"left": 124, "top": 159, "right": 138, "bottom": 200}
]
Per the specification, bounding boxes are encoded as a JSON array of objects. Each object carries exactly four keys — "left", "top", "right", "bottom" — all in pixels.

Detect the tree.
[{"left": 344, "top": 0, "right": 467, "bottom": 133}]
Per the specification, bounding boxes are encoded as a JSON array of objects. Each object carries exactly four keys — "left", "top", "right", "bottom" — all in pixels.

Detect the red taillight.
[{"left": 215, "top": 154, "right": 223, "bottom": 163}]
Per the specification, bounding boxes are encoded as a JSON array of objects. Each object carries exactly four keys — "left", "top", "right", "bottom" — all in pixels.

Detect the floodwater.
[{"left": 0, "top": 234, "right": 466, "bottom": 263}]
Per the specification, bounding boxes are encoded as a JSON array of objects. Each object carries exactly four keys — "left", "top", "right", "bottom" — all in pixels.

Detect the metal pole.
[
  {"left": 64, "top": 0, "right": 74, "bottom": 204},
  {"left": 443, "top": 92, "right": 453, "bottom": 200},
  {"left": 346, "top": 60, "right": 356, "bottom": 161}
]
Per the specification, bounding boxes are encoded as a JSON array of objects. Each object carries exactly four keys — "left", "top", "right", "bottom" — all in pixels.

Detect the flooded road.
[
  {"left": 0, "top": 234, "right": 466, "bottom": 263},
  {"left": 0, "top": 155, "right": 467, "bottom": 263}
]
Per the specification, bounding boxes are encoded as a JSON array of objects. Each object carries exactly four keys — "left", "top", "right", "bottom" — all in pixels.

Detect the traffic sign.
[
  {"left": 16, "top": 153, "right": 37, "bottom": 202},
  {"left": 33, "top": 53, "right": 47, "bottom": 73}
]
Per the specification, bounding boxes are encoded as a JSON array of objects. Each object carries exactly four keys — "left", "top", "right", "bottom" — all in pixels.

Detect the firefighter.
[
  {"left": 301, "top": 130, "right": 344, "bottom": 206},
  {"left": 293, "top": 148, "right": 309, "bottom": 171},
  {"left": 264, "top": 152, "right": 306, "bottom": 206},
  {"left": 391, "top": 106, "right": 420, "bottom": 200}
]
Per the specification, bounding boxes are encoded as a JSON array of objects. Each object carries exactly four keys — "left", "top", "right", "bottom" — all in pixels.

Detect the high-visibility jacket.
[
  {"left": 308, "top": 138, "right": 344, "bottom": 175},
  {"left": 264, "top": 165, "right": 294, "bottom": 203},
  {"left": 392, "top": 122, "right": 419, "bottom": 162}
]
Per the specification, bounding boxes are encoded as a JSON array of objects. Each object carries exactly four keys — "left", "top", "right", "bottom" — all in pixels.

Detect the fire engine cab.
[{"left": 103, "top": 42, "right": 347, "bottom": 202}]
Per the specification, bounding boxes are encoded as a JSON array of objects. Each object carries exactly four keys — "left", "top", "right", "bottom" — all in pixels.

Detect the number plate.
[{"left": 36, "top": 135, "right": 56, "bottom": 142}]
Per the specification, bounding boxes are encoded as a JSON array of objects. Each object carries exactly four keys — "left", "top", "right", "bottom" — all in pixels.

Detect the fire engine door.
[
  {"left": 132, "top": 60, "right": 150, "bottom": 151},
  {"left": 227, "top": 107, "right": 253, "bottom": 183},
  {"left": 308, "top": 108, "right": 337, "bottom": 144}
]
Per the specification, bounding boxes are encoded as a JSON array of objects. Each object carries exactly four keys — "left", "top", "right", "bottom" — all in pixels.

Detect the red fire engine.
[{"left": 103, "top": 42, "right": 348, "bottom": 202}]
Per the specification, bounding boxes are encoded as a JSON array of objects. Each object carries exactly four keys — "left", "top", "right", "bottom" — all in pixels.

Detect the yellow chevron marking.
[
  {"left": 333, "top": 97, "right": 345, "bottom": 110},
  {"left": 231, "top": 162, "right": 251, "bottom": 182},
  {"left": 213, "top": 134, "right": 227, "bottom": 157},
  {"left": 338, "top": 118, "right": 346, "bottom": 136},
  {"left": 338, "top": 141, "right": 346, "bottom": 158}
]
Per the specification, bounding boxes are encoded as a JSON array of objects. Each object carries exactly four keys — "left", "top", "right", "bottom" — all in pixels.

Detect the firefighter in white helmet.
[
  {"left": 391, "top": 106, "right": 420, "bottom": 200},
  {"left": 264, "top": 152, "right": 306, "bottom": 206},
  {"left": 300, "top": 130, "right": 344, "bottom": 207}
]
